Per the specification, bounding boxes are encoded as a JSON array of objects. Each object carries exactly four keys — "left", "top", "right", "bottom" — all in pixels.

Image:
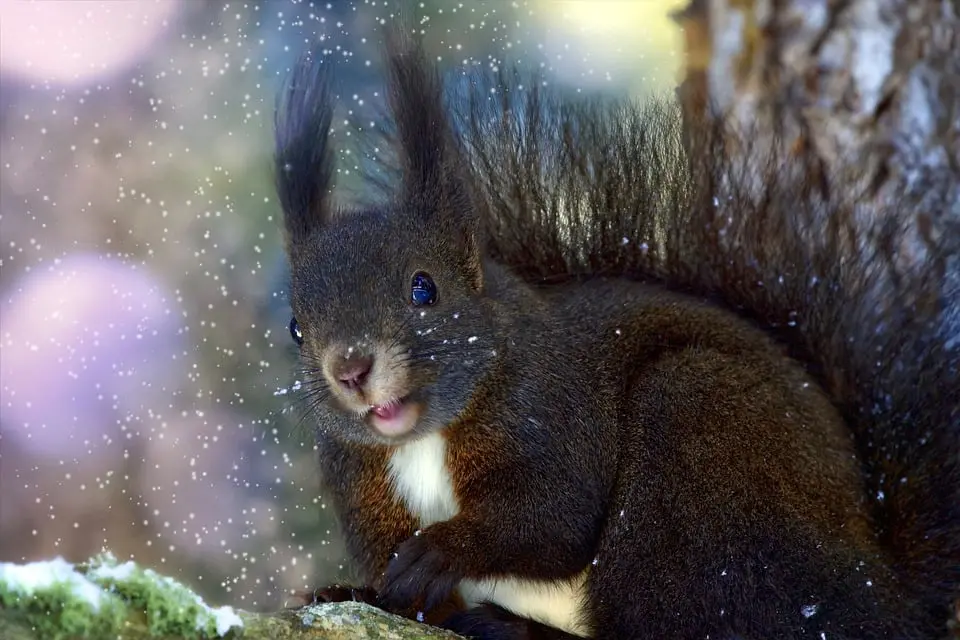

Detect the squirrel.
[{"left": 274, "top": 21, "right": 960, "bottom": 640}]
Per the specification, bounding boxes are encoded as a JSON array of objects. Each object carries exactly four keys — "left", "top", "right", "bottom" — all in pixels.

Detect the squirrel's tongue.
[
  {"left": 368, "top": 400, "right": 417, "bottom": 437},
  {"left": 372, "top": 402, "right": 401, "bottom": 420}
]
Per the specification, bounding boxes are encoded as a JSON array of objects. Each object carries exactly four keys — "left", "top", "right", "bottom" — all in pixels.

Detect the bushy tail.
[{"left": 446, "top": 66, "right": 960, "bottom": 612}]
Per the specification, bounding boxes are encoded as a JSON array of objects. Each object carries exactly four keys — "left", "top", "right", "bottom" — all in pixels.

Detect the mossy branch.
[{"left": 0, "top": 556, "right": 464, "bottom": 640}]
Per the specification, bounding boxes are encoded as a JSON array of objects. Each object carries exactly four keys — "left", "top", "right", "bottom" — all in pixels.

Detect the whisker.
[
  {"left": 386, "top": 313, "right": 415, "bottom": 355},
  {"left": 290, "top": 388, "right": 334, "bottom": 438}
]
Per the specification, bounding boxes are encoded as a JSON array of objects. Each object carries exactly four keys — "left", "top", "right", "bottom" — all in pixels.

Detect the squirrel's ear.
[
  {"left": 383, "top": 24, "right": 483, "bottom": 286},
  {"left": 274, "top": 47, "right": 336, "bottom": 242},
  {"left": 383, "top": 26, "right": 453, "bottom": 200}
]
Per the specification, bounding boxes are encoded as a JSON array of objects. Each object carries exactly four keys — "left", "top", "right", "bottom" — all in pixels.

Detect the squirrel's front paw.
[
  {"left": 379, "top": 530, "right": 463, "bottom": 613},
  {"left": 311, "top": 584, "right": 381, "bottom": 606}
]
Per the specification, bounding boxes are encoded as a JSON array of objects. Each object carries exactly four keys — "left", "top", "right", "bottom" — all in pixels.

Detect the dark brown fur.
[{"left": 275, "top": 20, "right": 959, "bottom": 640}]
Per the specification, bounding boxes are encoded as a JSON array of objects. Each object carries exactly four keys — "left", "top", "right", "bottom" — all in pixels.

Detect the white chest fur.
[
  {"left": 386, "top": 432, "right": 592, "bottom": 637},
  {"left": 387, "top": 431, "right": 460, "bottom": 526}
]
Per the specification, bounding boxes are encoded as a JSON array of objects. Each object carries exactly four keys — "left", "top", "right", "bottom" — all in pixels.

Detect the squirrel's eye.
[
  {"left": 289, "top": 317, "right": 303, "bottom": 346},
  {"left": 410, "top": 272, "right": 438, "bottom": 306}
]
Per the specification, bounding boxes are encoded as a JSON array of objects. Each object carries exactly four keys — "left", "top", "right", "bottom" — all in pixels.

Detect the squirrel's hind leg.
[
  {"left": 583, "top": 346, "right": 932, "bottom": 639},
  {"left": 442, "top": 603, "right": 585, "bottom": 640}
]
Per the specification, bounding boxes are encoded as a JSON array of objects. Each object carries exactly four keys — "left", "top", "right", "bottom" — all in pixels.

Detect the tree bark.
[{"left": 673, "top": 0, "right": 959, "bottom": 255}]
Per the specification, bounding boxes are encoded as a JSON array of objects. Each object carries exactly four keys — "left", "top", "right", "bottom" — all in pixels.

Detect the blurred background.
[{"left": 0, "top": 0, "right": 684, "bottom": 611}]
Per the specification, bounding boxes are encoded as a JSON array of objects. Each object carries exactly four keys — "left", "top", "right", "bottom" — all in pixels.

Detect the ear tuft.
[
  {"left": 381, "top": 23, "right": 458, "bottom": 205},
  {"left": 274, "top": 45, "right": 336, "bottom": 241},
  {"left": 381, "top": 20, "right": 483, "bottom": 285}
]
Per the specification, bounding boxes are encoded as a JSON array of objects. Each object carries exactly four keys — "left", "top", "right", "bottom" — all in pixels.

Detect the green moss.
[
  {"left": 0, "top": 558, "right": 127, "bottom": 640},
  {"left": 0, "top": 554, "right": 243, "bottom": 639}
]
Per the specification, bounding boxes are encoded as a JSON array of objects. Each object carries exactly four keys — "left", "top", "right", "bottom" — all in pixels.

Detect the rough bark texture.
[{"left": 674, "top": 0, "right": 959, "bottom": 256}]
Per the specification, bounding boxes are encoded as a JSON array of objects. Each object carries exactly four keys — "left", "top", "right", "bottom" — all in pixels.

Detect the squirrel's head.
[{"left": 275, "top": 31, "right": 499, "bottom": 445}]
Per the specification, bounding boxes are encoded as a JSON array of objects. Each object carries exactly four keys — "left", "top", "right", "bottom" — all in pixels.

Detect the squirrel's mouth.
[{"left": 364, "top": 396, "right": 420, "bottom": 437}]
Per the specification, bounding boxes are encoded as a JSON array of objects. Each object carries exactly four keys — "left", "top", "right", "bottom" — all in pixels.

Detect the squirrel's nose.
[{"left": 334, "top": 354, "right": 373, "bottom": 391}]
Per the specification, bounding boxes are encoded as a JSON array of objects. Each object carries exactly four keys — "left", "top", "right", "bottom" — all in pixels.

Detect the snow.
[
  {"left": 211, "top": 605, "right": 245, "bottom": 636},
  {"left": 0, "top": 556, "right": 104, "bottom": 611},
  {"left": 87, "top": 558, "right": 137, "bottom": 581}
]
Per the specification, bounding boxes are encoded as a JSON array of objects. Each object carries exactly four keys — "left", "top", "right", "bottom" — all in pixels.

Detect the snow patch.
[
  {"left": 211, "top": 606, "right": 244, "bottom": 636},
  {"left": 0, "top": 557, "right": 104, "bottom": 611},
  {"left": 0, "top": 554, "right": 243, "bottom": 638}
]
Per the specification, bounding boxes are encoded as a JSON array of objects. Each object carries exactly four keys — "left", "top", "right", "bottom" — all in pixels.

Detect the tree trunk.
[{"left": 673, "top": 0, "right": 959, "bottom": 257}]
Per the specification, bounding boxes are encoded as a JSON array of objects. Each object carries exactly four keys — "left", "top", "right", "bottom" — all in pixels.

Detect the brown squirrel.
[{"left": 274, "top": 22, "right": 960, "bottom": 640}]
